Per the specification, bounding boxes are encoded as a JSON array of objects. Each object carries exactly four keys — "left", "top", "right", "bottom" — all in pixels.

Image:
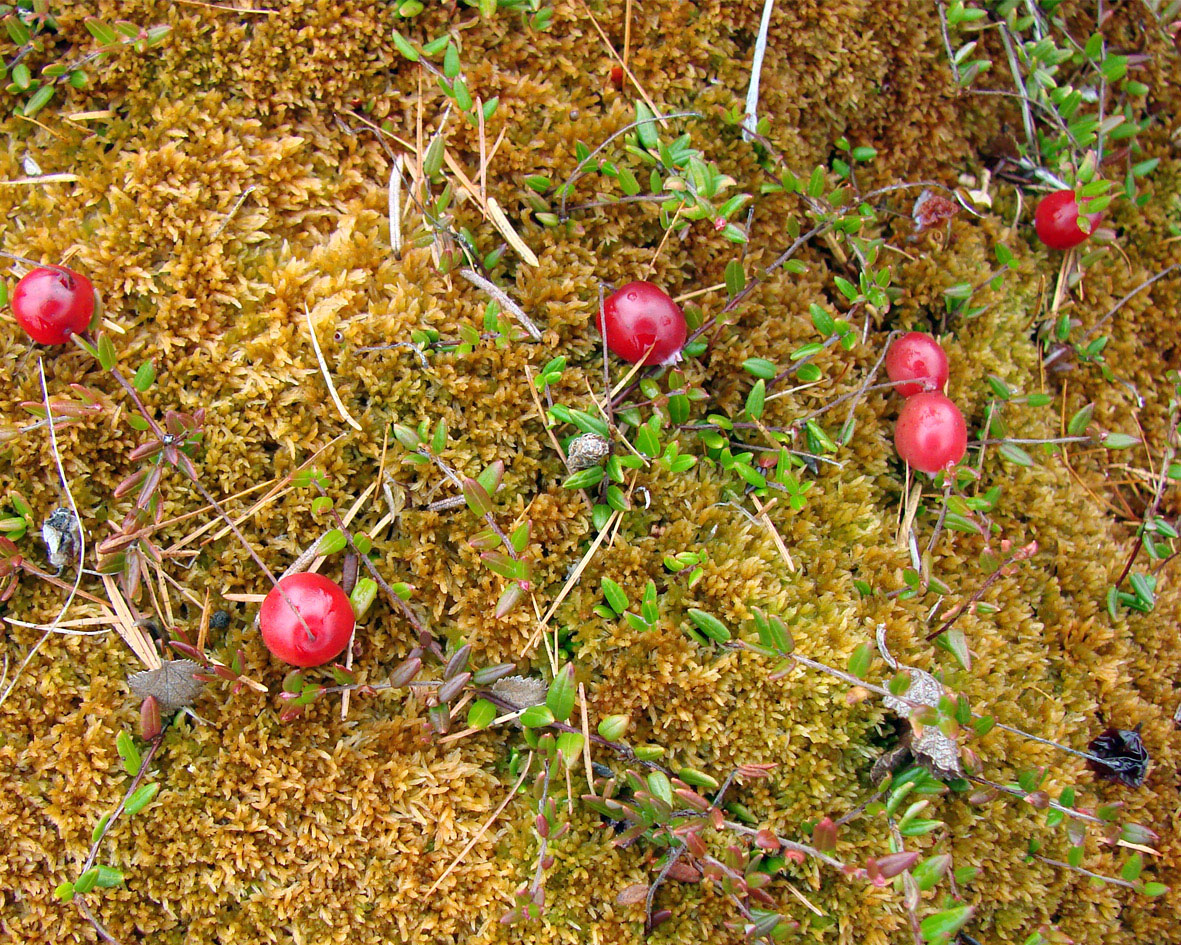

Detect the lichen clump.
[{"left": 1, "top": 3, "right": 1179, "bottom": 945}]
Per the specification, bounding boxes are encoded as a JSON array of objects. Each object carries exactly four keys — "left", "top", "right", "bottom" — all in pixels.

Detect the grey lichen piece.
[
  {"left": 41, "top": 507, "right": 81, "bottom": 572},
  {"left": 876, "top": 624, "right": 963, "bottom": 779},
  {"left": 490, "top": 675, "right": 547, "bottom": 711},
  {"left": 567, "top": 433, "right": 611, "bottom": 471},
  {"left": 128, "top": 660, "right": 205, "bottom": 715}
]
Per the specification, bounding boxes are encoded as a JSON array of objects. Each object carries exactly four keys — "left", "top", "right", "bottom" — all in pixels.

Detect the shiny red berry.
[
  {"left": 894, "top": 392, "right": 967, "bottom": 474},
  {"left": 11, "top": 266, "right": 95, "bottom": 345},
  {"left": 1034, "top": 189, "right": 1099, "bottom": 250},
  {"left": 600, "top": 281, "right": 687, "bottom": 366},
  {"left": 609, "top": 65, "right": 624, "bottom": 89},
  {"left": 885, "top": 332, "right": 949, "bottom": 397},
  {"left": 260, "top": 572, "right": 355, "bottom": 668}
]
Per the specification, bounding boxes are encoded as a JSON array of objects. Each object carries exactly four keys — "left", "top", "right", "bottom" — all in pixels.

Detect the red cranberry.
[
  {"left": 885, "top": 332, "right": 949, "bottom": 397},
  {"left": 600, "top": 281, "right": 687, "bottom": 367},
  {"left": 11, "top": 266, "right": 95, "bottom": 345},
  {"left": 894, "top": 392, "right": 967, "bottom": 474},
  {"left": 1034, "top": 189, "right": 1100, "bottom": 250},
  {"left": 260, "top": 573, "right": 355, "bottom": 668}
]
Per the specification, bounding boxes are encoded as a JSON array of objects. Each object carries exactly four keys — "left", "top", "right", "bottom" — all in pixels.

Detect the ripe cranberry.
[
  {"left": 885, "top": 332, "right": 949, "bottom": 397},
  {"left": 1034, "top": 189, "right": 1100, "bottom": 250},
  {"left": 260, "top": 572, "right": 355, "bottom": 668},
  {"left": 11, "top": 266, "right": 95, "bottom": 345},
  {"left": 894, "top": 392, "right": 967, "bottom": 474},
  {"left": 609, "top": 65, "right": 624, "bottom": 89},
  {"left": 600, "top": 281, "right": 687, "bottom": 366}
]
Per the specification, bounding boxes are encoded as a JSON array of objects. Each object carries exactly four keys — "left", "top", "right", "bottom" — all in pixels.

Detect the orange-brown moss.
[{"left": 1, "top": 2, "right": 1179, "bottom": 944}]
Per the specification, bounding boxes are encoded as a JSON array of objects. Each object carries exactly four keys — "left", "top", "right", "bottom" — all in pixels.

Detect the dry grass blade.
[
  {"left": 750, "top": 495, "right": 795, "bottom": 572},
  {"left": 101, "top": 575, "right": 162, "bottom": 669},
  {"left": 486, "top": 198, "right": 539, "bottom": 267},
  {"left": 528, "top": 509, "right": 621, "bottom": 653},
  {"left": 306, "top": 304, "right": 362, "bottom": 432},
  {"left": 425, "top": 753, "right": 534, "bottom": 898},
  {"left": 0, "top": 173, "right": 79, "bottom": 185}
]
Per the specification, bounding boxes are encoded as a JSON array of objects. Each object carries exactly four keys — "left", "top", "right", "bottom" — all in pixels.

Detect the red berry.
[
  {"left": 894, "top": 392, "right": 967, "bottom": 474},
  {"left": 600, "top": 281, "right": 687, "bottom": 366},
  {"left": 609, "top": 65, "right": 624, "bottom": 89},
  {"left": 1034, "top": 189, "right": 1099, "bottom": 250},
  {"left": 885, "top": 332, "right": 949, "bottom": 397},
  {"left": 259, "top": 572, "right": 355, "bottom": 668},
  {"left": 11, "top": 266, "right": 95, "bottom": 345}
]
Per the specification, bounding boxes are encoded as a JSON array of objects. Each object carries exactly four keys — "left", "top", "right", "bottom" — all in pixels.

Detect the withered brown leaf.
[{"left": 128, "top": 659, "right": 204, "bottom": 715}]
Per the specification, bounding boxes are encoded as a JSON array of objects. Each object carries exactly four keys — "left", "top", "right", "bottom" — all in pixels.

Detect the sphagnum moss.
[{"left": 0, "top": 1, "right": 1179, "bottom": 943}]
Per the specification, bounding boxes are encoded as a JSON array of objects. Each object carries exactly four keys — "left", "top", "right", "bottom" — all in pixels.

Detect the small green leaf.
[
  {"left": 75, "top": 868, "right": 101, "bottom": 895},
  {"left": 998, "top": 443, "right": 1034, "bottom": 467},
  {"left": 443, "top": 41, "right": 460, "bottom": 78},
  {"left": 94, "top": 865, "right": 124, "bottom": 888},
  {"left": 847, "top": 643, "right": 872, "bottom": 679},
  {"left": 920, "top": 905, "right": 974, "bottom": 943},
  {"left": 1102, "top": 432, "right": 1139, "bottom": 449},
  {"left": 519, "top": 704, "right": 554, "bottom": 728},
  {"left": 349, "top": 577, "right": 378, "bottom": 619},
  {"left": 467, "top": 698, "right": 496, "bottom": 730},
  {"left": 462, "top": 478, "right": 493, "bottom": 518},
  {"left": 131, "top": 360, "right": 156, "bottom": 392},
  {"left": 316, "top": 529, "right": 347, "bottom": 556},
  {"left": 598, "top": 714, "right": 629, "bottom": 741},
  {"left": 601, "top": 577, "right": 628, "bottom": 616},
  {"left": 724, "top": 259, "right": 745, "bottom": 298},
  {"left": 686, "top": 608, "right": 730, "bottom": 643},
  {"left": 743, "top": 357, "right": 777, "bottom": 380},
  {"left": 678, "top": 767, "right": 719, "bottom": 790},
  {"left": 54, "top": 881, "right": 75, "bottom": 902},
  {"left": 23, "top": 82, "right": 54, "bottom": 118},
  {"left": 90, "top": 813, "right": 111, "bottom": 845},
  {"left": 1120, "top": 853, "right": 1143, "bottom": 883},
  {"left": 634, "top": 101, "right": 659, "bottom": 150},
  {"left": 1067, "top": 403, "right": 1094, "bottom": 436},
  {"left": 1141, "top": 881, "right": 1169, "bottom": 897},
  {"left": 563, "top": 467, "right": 604, "bottom": 489},
  {"left": 556, "top": 731, "right": 584, "bottom": 765},
  {"left": 97, "top": 334, "right": 118, "bottom": 371},
  {"left": 115, "top": 730, "right": 140, "bottom": 777},
  {"left": 125, "top": 782, "right": 159, "bottom": 815},
  {"left": 423, "top": 134, "right": 445, "bottom": 178},
  {"left": 546, "top": 664, "right": 576, "bottom": 722},
  {"left": 745, "top": 379, "right": 766, "bottom": 420}
]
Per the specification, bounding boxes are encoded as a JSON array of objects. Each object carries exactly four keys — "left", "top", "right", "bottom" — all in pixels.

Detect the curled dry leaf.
[
  {"left": 912, "top": 189, "right": 960, "bottom": 234},
  {"left": 42, "top": 506, "right": 80, "bottom": 571},
  {"left": 128, "top": 659, "right": 205, "bottom": 715},
  {"left": 616, "top": 883, "right": 649, "bottom": 906},
  {"left": 876, "top": 624, "right": 962, "bottom": 778},
  {"left": 490, "top": 675, "right": 547, "bottom": 710}
]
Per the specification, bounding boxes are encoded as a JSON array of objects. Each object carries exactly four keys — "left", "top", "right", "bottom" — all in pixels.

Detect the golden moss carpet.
[{"left": 1, "top": 2, "right": 1180, "bottom": 943}]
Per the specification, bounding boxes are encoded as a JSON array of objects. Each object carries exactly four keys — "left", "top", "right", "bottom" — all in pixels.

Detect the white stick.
[
  {"left": 389, "top": 155, "right": 403, "bottom": 254},
  {"left": 743, "top": 0, "right": 776, "bottom": 141}
]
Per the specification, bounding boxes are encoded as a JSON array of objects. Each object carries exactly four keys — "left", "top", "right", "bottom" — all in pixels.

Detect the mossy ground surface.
[{"left": 1, "top": 2, "right": 1179, "bottom": 943}]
